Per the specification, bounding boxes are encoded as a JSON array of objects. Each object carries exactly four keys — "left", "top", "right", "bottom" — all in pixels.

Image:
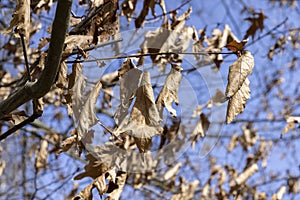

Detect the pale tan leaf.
[
  {"left": 227, "top": 133, "right": 238, "bottom": 152},
  {"left": 63, "top": 35, "right": 93, "bottom": 57},
  {"left": 74, "top": 154, "right": 109, "bottom": 180},
  {"left": 156, "top": 65, "right": 182, "bottom": 118},
  {"left": 121, "top": 0, "right": 138, "bottom": 23},
  {"left": 230, "top": 163, "right": 258, "bottom": 187},
  {"left": 226, "top": 77, "right": 251, "bottom": 123},
  {"left": 58, "top": 135, "right": 77, "bottom": 153},
  {"left": 35, "top": 140, "right": 48, "bottom": 172},
  {"left": 71, "top": 63, "right": 87, "bottom": 121},
  {"left": 106, "top": 172, "right": 127, "bottom": 199},
  {"left": 73, "top": 182, "right": 94, "bottom": 200},
  {"left": 5, "top": 0, "right": 30, "bottom": 43},
  {"left": 271, "top": 186, "right": 286, "bottom": 200},
  {"left": 164, "top": 162, "right": 182, "bottom": 180},
  {"left": 193, "top": 113, "right": 210, "bottom": 137},
  {"left": 207, "top": 89, "right": 227, "bottom": 108},
  {"left": 56, "top": 61, "right": 68, "bottom": 89},
  {"left": 130, "top": 71, "right": 161, "bottom": 127},
  {"left": 0, "top": 160, "right": 6, "bottom": 176},
  {"left": 115, "top": 59, "right": 142, "bottom": 126},
  {"left": 116, "top": 71, "right": 163, "bottom": 152},
  {"left": 282, "top": 115, "right": 300, "bottom": 135},
  {"left": 226, "top": 51, "right": 254, "bottom": 97},
  {"left": 76, "top": 80, "right": 102, "bottom": 140}
]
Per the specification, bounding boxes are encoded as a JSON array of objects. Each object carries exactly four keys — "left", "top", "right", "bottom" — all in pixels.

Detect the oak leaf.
[{"left": 244, "top": 12, "right": 267, "bottom": 39}]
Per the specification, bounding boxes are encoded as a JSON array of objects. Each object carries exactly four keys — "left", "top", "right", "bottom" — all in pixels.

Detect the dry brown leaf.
[
  {"left": 227, "top": 133, "right": 238, "bottom": 152},
  {"left": 164, "top": 162, "right": 182, "bottom": 180},
  {"left": 191, "top": 113, "right": 210, "bottom": 148},
  {"left": 271, "top": 186, "right": 286, "bottom": 200},
  {"left": 74, "top": 168, "right": 118, "bottom": 200},
  {"left": 244, "top": 12, "right": 267, "bottom": 39},
  {"left": 31, "top": 0, "right": 55, "bottom": 13},
  {"left": 117, "top": 71, "right": 163, "bottom": 152},
  {"left": 74, "top": 154, "right": 109, "bottom": 180},
  {"left": 56, "top": 61, "right": 68, "bottom": 89},
  {"left": 205, "top": 25, "right": 238, "bottom": 70},
  {"left": 138, "top": 8, "right": 191, "bottom": 67},
  {"left": 63, "top": 35, "right": 93, "bottom": 57},
  {"left": 115, "top": 59, "right": 142, "bottom": 126},
  {"left": 76, "top": 79, "right": 102, "bottom": 140},
  {"left": 282, "top": 115, "right": 300, "bottom": 135},
  {"left": 71, "top": 63, "right": 87, "bottom": 120},
  {"left": 135, "top": 0, "right": 156, "bottom": 28},
  {"left": 226, "top": 39, "right": 249, "bottom": 52},
  {"left": 226, "top": 51, "right": 254, "bottom": 123},
  {"left": 121, "top": 0, "right": 138, "bottom": 23},
  {"left": 239, "top": 124, "right": 258, "bottom": 151},
  {"left": 156, "top": 65, "right": 182, "bottom": 118},
  {"left": 230, "top": 163, "right": 258, "bottom": 187},
  {"left": 106, "top": 172, "right": 127, "bottom": 199},
  {"left": 35, "top": 140, "right": 48, "bottom": 172},
  {"left": 5, "top": 0, "right": 30, "bottom": 44},
  {"left": 226, "top": 51, "right": 254, "bottom": 97},
  {"left": 0, "top": 160, "right": 6, "bottom": 176},
  {"left": 58, "top": 134, "right": 77, "bottom": 153}
]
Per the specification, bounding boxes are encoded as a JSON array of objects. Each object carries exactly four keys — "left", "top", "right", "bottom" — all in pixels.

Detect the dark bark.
[{"left": 0, "top": 0, "right": 72, "bottom": 118}]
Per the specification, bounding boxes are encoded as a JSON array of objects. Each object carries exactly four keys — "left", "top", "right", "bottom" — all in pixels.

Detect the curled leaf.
[
  {"left": 156, "top": 65, "right": 182, "bottom": 118},
  {"left": 76, "top": 80, "right": 102, "bottom": 140},
  {"left": 225, "top": 51, "right": 254, "bottom": 123},
  {"left": 116, "top": 71, "right": 163, "bottom": 152},
  {"left": 226, "top": 51, "right": 254, "bottom": 97}
]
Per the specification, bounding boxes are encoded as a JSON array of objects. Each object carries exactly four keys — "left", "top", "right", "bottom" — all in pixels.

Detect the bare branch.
[{"left": 0, "top": 0, "right": 72, "bottom": 118}]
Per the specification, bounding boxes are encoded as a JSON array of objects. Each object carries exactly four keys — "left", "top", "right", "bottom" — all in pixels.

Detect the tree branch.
[{"left": 0, "top": 0, "right": 72, "bottom": 118}]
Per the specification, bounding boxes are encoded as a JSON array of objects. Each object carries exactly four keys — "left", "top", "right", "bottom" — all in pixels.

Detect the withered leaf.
[
  {"left": 281, "top": 116, "right": 300, "bottom": 135},
  {"left": 191, "top": 113, "right": 210, "bottom": 147},
  {"left": 138, "top": 8, "right": 191, "bottom": 67},
  {"left": 106, "top": 172, "right": 127, "bottom": 199},
  {"left": 226, "top": 39, "right": 249, "bottom": 52},
  {"left": 56, "top": 61, "right": 68, "bottom": 89},
  {"left": 76, "top": 80, "right": 102, "bottom": 140},
  {"left": 244, "top": 12, "right": 267, "bottom": 39},
  {"left": 5, "top": 0, "right": 30, "bottom": 43},
  {"left": 35, "top": 140, "right": 48, "bottom": 172},
  {"left": 116, "top": 71, "right": 163, "bottom": 152},
  {"left": 121, "top": 0, "right": 138, "bottom": 23},
  {"left": 164, "top": 162, "right": 182, "bottom": 180},
  {"left": 156, "top": 65, "right": 182, "bottom": 118},
  {"left": 74, "top": 154, "right": 109, "bottom": 180},
  {"left": 226, "top": 78, "right": 250, "bottom": 124},
  {"left": 74, "top": 168, "right": 117, "bottom": 200},
  {"left": 115, "top": 59, "right": 142, "bottom": 126},
  {"left": 63, "top": 35, "right": 93, "bottom": 57},
  {"left": 71, "top": 63, "right": 87, "bottom": 120},
  {"left": 230, "top": 163, "right": 258, "bottom": 187},
  {"left": 225, "top": 51, "right": 254, "bottom": 123},
  {"left": 226, "top": 51, "right": 254, "bottom": 97}
]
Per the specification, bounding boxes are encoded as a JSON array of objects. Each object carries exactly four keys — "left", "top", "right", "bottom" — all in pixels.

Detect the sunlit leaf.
[
  {"left": 76, "top": 79, "right": 102, "bottom": 140},
  {"left": 226, "top": 51, "right": 254, "bottom": 123},
  {"left": 156, "top": 65, "right": 182, "bottom": 118}
]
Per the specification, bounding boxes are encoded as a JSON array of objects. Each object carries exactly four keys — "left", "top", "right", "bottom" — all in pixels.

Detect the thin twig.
[
  {"left": 132, "top": 0, "right": 191, "bottom": 21},
  {"left": 65, "top": 51, "right": 235, "bottom": 63},
  {"left": 0, "top": 112, "right": 42, "bottom": 141},
  {"left": 19, "top": 32, "right": 32, "bottom": 82}
]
